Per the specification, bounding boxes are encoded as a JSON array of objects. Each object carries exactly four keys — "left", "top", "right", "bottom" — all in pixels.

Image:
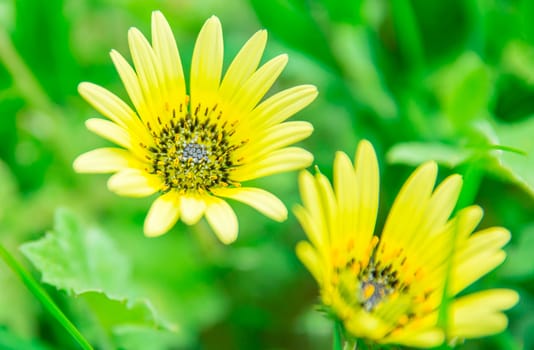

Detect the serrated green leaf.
[
  {"left": 492, "top": 117, "right": 534, "bottom": 197},
  {"left": 386, "top": 142, "right": 472, "bottom": 167},
  {"left": 19, "top": 209, "right": 178, "bottom": 348},
  {"left": 20, "top": 208, "right": 130, "bottom": 298}
]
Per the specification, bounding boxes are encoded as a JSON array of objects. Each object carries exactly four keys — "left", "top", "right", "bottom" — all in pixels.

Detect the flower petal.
[
  {"left": 249, "top": 85, "right": 318, "bottom": 129},
  {"left": 231, "top": 147, "right": 313, "bottom": 182},
  {"left": 151, "top": 11, "right": 186, "bottom": 105},
  {"left": 211, "top": 187, "right": 287, "bottom": 222},
  {"left": 205, "top": 196, "right": 238, "bottom": 244},
  {"left": 85, "top": 118, "right": 131, "bottom": 149},
  {"left": 219, "top": 29, "right": 267, "bottom": 102},
  {"left": 190, "top": 16, "right": 223, "bottom": 109},
  {"left": 107, "top": 169, "right": 161, "bottom": 197},
  {"left": 180, "top": 195, "right": 207, "bottom": 225},
  {"left": 236, "top": 121, "right": 313, "bottom": 161},
  {"left": 144, "top": 191, "right": 181, "bottom": 237},
  {"left": 73, "top": 148, "right": 139, "bottom": 173}
]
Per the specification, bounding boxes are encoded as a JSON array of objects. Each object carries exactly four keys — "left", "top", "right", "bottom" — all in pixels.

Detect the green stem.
[
  {"left": 0, "top": 243, "right": 93, "bottom": 350},
  {"left": 333, "top": 320, "right": 343, "bottom": 350}
]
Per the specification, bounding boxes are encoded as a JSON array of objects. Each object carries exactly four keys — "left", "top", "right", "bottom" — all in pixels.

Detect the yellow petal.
[
  {"left": 333, "top": 151, "right": 357, "bottom": 245},
  {"left": 78, "top": 82, "right": 143, "bottom": 132},
  {"left": 190, "top": 16, "right": 223, "bottom": 109},
  {"left": 250, "top": 85, "right": 318, "bottom": 129},
  {"left": 352, "top": 140, "right": 379, "bottom": 258},
  {"left": 298, "top": 170, "right": 327, "bottom": 248},
  {"left": 204, "top": 196, "right": 238, "bottom": 244},
  {"left": 151, "top": 11, "right": 186, "bottom": 104},
  {"left": 236, "top": 121, "right": 313, "bottom": 161},
  {"left": 85, "top": 118, "right": 131, "bottom": 149},
  {"left": 180, "top": 195, "right": 207, "bottom": 225},
  {"left": 212, "top": 187, "right": 287, "bottom": 222},
  {"left": 128, "top": 27, "right": 164, "bottom": 116},
  {"left": 107, "top": 169, "right": 161, "bottom": 197},
  {"left": 110, "top": 50, "right": 153, "bottom": 126},
  {"left": 231, "top": 147, "right": 313, "bottom": 181},
  {"left": 228, "top": 54, "right": 287, "bottom": 114},
  {"left": 73, "top": 148, "right": 138, "bottom": 173},
  {"left": 296, "top": 241, "right": 324, "bottom": 286},
  {"left": 144, "top": 191, "right": 181, "bottom": 237},
  {"left": 219, "top": 29, "right": 267, "bottom": 101}
]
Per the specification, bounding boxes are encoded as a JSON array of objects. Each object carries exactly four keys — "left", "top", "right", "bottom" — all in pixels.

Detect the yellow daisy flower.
[
  {"left": 295, "top": 140, "right": 518, "bottom": 347},
  {"left": 73, "top": 11, "right": 317, "bottom": 243}
]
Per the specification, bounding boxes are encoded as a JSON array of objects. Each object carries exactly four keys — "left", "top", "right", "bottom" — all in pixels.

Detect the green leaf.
[
  {"left": 19, "top": 209, "right": 179, "bottom": 348},
  {"left": 500, "top": 224, "right": 534, "bottom": 280},
  {"left": 386, "top": 141, "right": 472, "bottom": 167},
  {"left": 20, "top": 208, "right": 130, "bottom": 299},
  {"left": 502, "top": 41, "right": 534, "bottom": 85},
  {"left": 492, "top": 117, "right": 534, "bottom": 197},
  {"left": 113, "top": 325, "right": 191, "bottom": 350},
  {"left": 248, "top": 0, "right": 342, "bottom": 73},
  {"left": 433, "top": 52, "right": 492, "bottom": 128},
  {"left": 0, "top": 326, "right": 52, "bottom": 350}
]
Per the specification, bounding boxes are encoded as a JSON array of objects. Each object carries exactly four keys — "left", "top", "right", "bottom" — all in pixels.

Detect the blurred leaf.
[
  {"left": 0, "top": 326, "right": 51, "bottom": 350},
  {"left": 386, "top": 141, "right": 472, "bottom": 167},
  {"left": 20, "top": 208, "right": 129, "bottom": 298},
  {"left": 19, "top": 209, "right": 179, "bottom": 348},
  {"left": 500, "top": 224, "right": 534, "bottom": 280},
  {"left": 248, "top": 0, "right": 341, "bottom": 73},
  {"left": 0, "top": 158, "right": 18, "bottom": 219},
  {"left": 492, "top": 117, "right": 534, "bottom": 197},
  {"left": 330, "top": 24, "right": 397, "bottom": 118},
  {"left": 502, "top": 41, "right": 534, "bottom": 85},
  {"left": 433, "top": 52, "right": 492, "bottom": 128},
  {"left": 318, "top": 0, "right": 362, "bottom": 24},
  {"left": 113, "top": 325, "right": 191, "bottom": 350}
]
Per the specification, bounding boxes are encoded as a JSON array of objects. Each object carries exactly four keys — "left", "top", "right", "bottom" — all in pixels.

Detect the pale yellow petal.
[
  {"left": 128, "top": 28, "right": 164, "bottom": 115},
  {"left": 151, "top": 11, "right": 186, "bottom": 104},
  {"left": 333, "top": 151, "right": 357, "bottom": 245},
  {"left": 228, "top": 54, "right": 287, "bottom": 114},
  {"left": 211, "top": 187, "right": 287, "bottom": 222},
  {"left": 78, "top": 82, "right": 142, "bottom": 130},
  {"left": 85, "top": 118, "right": 131, "bottom": 149},
  {"left": 352, "top": 140, "right": 379, "bottom": 258},
  {"left": 298, "top": 170, "right": 327, "bottom": 248},
  {"left": 293, "top": 204, "right": 325, "bottom": 253},
  {"left": 250, "top": 85, "right": 318, "bottom": 129},
  {"left": 236, "top": 121, "right": 313, "bottom": 161},
  {"left": 110, "top": 50, "right": 153, "bottom": 125},
  {"left": 219, "top": 30, "right": 267, "bottom": 101},
  {"left": 144, "top": 191, "right": 181, "bottom": 237},
  {"left": 296, "top": 241, "right": 324, "bottom": 286},
  {"left": 231, "top": 147, "right": 313, "bottom": 182},
  {"left": 314, "top": 172, "right": 338, "bottom": 243},
  {"left": 204, "top": 196, "right": 238, "bottom": 244},
  {"left": 449, "top": 289, "right": 519, "bottom": 338},
  {"left": 107, "top": 169, "right": 161, "bottom": 197},
  {"left": 180, "top": 195, "right": 207, "bottom": 225},
  {"left": 73, "top": 148, "right": 138, "bottom": 173},
  {"left": 190, "top": 16, "right": 223, "bottom": 109},
  {"left": 384, "top": 329, "right": 444, "bottom": 348},
  {"left": 378, "top": 162, "right": 437, "bottom": 260}
]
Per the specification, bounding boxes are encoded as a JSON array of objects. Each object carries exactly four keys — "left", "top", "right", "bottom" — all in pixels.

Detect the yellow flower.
[
  {"left": 73, "top": 11, "right": 317, "bottom": 243},
  {"left": 295, "top": 140, "right": 518, "bottom": 347}
]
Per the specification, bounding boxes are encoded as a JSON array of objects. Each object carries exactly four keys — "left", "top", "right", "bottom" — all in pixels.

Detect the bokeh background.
[{"left": 0, "top": 0, "right": 533, "bottom": 349}]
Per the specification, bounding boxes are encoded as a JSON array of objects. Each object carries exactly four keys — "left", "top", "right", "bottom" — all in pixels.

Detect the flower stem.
[{"left": 0, "top": 243, "right": 93, "bottom": 350}]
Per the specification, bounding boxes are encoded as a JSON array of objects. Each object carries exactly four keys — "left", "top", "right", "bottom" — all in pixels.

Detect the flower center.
[
  {"left": 358, "top": 261, "right": 401, "bottom": 311},
  {"left": 144, "top": 103, "right": 245, "bottom": 193}
]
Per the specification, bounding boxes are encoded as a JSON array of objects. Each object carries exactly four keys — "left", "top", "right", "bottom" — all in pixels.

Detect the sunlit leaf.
[
  {"left": 20, "top": 208, "right": 130, "bottom": 298},
  {"left": 492, "top": 117, "right": 534, "bottom": 197},
  {"left": 0, "top": 327, "right": 51, "bottom": 350},
  {"left": 386, "top": 141, "right": 472, "bottom": 167},
  {"left": 502, "top": 41, "right": 534, "bottom": 85},
  {"left": 433, "top": 52, "right": 492, "bottom": 128}
]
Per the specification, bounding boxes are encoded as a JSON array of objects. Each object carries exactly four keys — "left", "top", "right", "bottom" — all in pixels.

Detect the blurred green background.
[{"left": 0, "top": 0, "right": 533, "bottom": 349}]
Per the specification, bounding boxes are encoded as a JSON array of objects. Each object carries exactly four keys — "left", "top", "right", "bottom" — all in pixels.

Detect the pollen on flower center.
[
  {"left": 143, "top": 102, "right": 245, "bottom": 193},
  {"left": 354, "top": 258, "right": 406, "bottom": 312}
]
